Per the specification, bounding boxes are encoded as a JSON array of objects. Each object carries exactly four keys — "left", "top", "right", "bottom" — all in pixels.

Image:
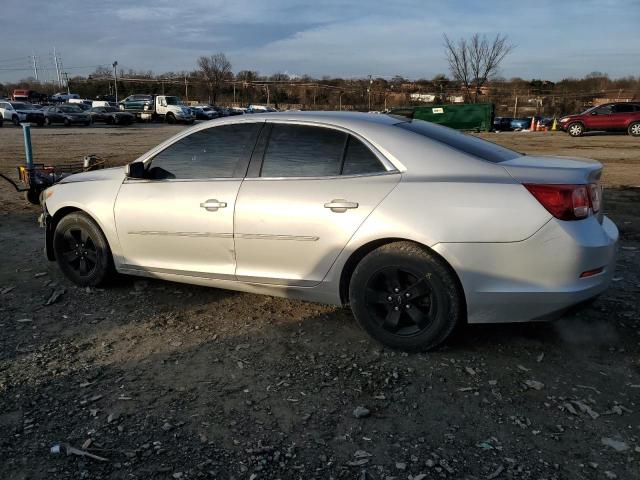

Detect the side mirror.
[{"left": 125, "top": 162, "right": 146, "bottom": 179}]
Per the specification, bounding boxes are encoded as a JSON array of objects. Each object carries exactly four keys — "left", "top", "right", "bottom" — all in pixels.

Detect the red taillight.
[{"left": 524, "top": 184, "right": 597, "bottom": 221}]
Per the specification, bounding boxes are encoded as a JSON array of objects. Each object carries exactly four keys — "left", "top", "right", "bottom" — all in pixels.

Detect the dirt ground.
[{"left": 1, "top": 123, "right": 639, "bottom": 480}]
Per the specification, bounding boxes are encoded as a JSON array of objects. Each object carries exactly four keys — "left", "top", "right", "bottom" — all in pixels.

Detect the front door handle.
[
  {"left": 200, "top": 199, "right": 227, "bottom": 211},
  {"left": 324, "top": 199, "right": 359, "bottom": 213}
]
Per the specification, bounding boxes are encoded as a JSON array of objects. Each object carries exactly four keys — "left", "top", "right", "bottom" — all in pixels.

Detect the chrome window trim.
[{"left": 241, "top": 170, "right": 401, "bottom": 182}]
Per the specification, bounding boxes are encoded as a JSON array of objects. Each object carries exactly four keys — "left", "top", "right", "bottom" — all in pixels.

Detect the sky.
[{"left": 0, "top": 0, "right": 638, "bottom": 83}]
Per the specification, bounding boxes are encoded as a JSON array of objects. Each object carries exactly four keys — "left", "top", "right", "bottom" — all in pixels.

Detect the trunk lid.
[{"left": 500, "top": 155, "right": 602, "bottom": 185}]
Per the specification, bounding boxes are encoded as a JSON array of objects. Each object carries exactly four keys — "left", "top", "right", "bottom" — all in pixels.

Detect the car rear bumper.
[{"left": 433, "top": 215, "right": 618, "bottom": 324}]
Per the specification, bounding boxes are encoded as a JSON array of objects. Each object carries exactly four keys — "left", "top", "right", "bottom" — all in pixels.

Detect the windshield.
[
  {"left": 396, "top": 119, "right": 521, "bottom": 163},
  {"left": 60, "top": 105, "right": 82, "bottom": 113},
  {"left": 165, "top": 96, "right": 180, "bottom": 105},
  {"left": 10, "top": 102, "right": 33, "bottom": 110}
]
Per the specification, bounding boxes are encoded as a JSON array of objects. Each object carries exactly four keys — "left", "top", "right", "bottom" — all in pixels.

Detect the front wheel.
[
  {"left": 44, "top": 117, "right": 52, "bottom": 126},
  {"left": 166, "top": 113, "right": 175, "bottom": 124},
  {"left": 628, "top": 122, "right": 640, "bottom": 137},
  {"left": 567, "top": 122, "right": 584, "bottom": 137},
  {"left": 349, "top": 242, "right": 463, "bottom": 351},
  {"left": 53, "top": 212, "right": 114, "bottom": 287},
  {"left": 12, "top": 115, "right": 20, "bottom": 126},
  {"left": 63, "top": 118, "right": 71, "bottom": 127}
]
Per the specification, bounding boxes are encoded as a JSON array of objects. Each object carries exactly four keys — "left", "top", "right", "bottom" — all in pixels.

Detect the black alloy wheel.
[
  {"left": 364, "top": 266, "right": 437, "bottom": 336},
  {"left": 349, "top": 241, "right": 463, "bottom": 351},
  {"left": 53, "top": 212, "right": 113, "bottom": 286}
]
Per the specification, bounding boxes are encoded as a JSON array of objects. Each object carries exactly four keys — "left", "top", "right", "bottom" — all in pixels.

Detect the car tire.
[
  {"left": 166, "top": 113, "right": 176, "bottom": 124},
  {"left": 567, "top": 122, "right": 584, "bottom": 137},
  {"left": 64, "top": 118, "right": 71, "bottom": 127},
  {"left": 107, "top": 117, "right": 113, "bottom": 125},
  {"left": 24, "top": 189, "right": 40, "bottom": 205},
  {"left": 53, "top": 212, "right": 114, "bottom": 287},
  {"left": 12, "top": 115, "right": 20, "bottom": 126},
  {"left": 349, "top": 241, "right": 463, "bottom": 351},
  {"left": 628, "top": 122, "right": 640, "bottom": 137},
  {"left": 45, "top": 117, "right": 52, "bottom": 126}
]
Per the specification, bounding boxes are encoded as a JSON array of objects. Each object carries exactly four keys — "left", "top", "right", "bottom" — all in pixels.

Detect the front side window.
[
  {"left": 151, "top": 123, "right": 258, "bottom": 179},
  {"left": 261, "top": 125, "right": 347, "bottom": 177},
  {"left": 595, "top": 105, "right": 613, "bottom": 114}
]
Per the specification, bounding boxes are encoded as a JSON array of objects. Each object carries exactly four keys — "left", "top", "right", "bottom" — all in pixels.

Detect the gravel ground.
[{"left": 1, "top": 123, "right": 639, "bottom": 479}]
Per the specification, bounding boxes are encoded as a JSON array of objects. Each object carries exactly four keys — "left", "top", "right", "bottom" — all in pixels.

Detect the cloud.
[{"left": 0, "top": 0, "right": 638, "bottom": 83}]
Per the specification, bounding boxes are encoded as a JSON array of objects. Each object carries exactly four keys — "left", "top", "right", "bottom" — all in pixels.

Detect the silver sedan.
[{"left": 41, "top": 112, "right": 618, "bottom": 350}]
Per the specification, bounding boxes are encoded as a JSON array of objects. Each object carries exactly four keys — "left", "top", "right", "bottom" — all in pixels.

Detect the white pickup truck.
[{"left": 119, "top": 94, "right": 194, "bottom": 124}]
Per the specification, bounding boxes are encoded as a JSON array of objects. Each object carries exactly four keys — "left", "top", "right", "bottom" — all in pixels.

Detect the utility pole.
[
  {"left": 368, "top": 75, "right": 372, "bottom": 111},
  {"left": 513, "top": 96, "right": 518, "bottom": 117},
  {"left": 63, "top": 72, "right": 70, "bottom": 94},
  {"left": 52, "top": 47, "right": 62, "bottom": 87},
  {"left": 112, "top": 61, "right": 118, "bottom": 103},
  {"left": 339, "top": 91, "right": 343, "bottom": 111},
  {"left": 30, "top": 52, "right": 38, "bottom": 81},
  {"left": 184, "top": 76, "right": 188, "bottom": 101},
  {"left": 233, "top": 82, "right": 236, "bottom": 104}
]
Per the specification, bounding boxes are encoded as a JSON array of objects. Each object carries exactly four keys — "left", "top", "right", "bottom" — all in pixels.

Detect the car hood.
[{"left": 58, "top": 166, "right": 124, "bottom": 184}]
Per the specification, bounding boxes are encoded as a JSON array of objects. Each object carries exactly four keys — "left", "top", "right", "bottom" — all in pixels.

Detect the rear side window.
[
  {"left": 614, "top": 104, "right": 635, "bottom": 113},
  {"left": 342, "top": 136, "right": 386, "bottom": 175},
  {"left": 261, "top": 125, "right": 346, "bottom": 177},
  {"left": 396, "top": 119, "right": 520, "bottom": 163},
  {"left": 151, "top": 123, "right": 258, "bottom": 179}
]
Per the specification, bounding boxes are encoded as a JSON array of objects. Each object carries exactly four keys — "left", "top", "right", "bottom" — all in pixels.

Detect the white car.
[
  {"left": 41, "top": 112, "right": 618, "bottom": 351},
  {"left": 0, "top": 101, "right": 45, "bottom": 126}
]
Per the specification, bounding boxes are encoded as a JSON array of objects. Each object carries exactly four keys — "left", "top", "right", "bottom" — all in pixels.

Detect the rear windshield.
[{"left": 396, "top": 119, "right": 521, "bottom": 163}]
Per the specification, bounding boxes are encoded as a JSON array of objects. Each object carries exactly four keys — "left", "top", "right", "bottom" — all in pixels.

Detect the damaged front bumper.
[{"left": 39, "top": 204, "right": 55, "bottom": 261}]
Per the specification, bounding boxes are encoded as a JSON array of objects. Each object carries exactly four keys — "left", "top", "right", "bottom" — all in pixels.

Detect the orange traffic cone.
[{"left": 530, "top": 117, "right": 536, "bottom": 131}]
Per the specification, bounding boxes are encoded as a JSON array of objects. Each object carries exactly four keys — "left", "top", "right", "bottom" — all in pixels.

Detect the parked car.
[
  {"left": 90, "top": 106, "right": 134, "bottom": 125},
  {"left": 229, "top": 107, "right": 245, "bottom": 116},
  {"left": 492, "top": 116, "right": 513, "bottom": 131},
  {"left": 510, "top": 117, "right": 533, "bottom": 131},
  {"left": 41, "top": 112, "right": 618, "bottom": 351},
  {"left": 0, "top": 101, "right": 45, "bottom": 126},
  {"left": 190, "top": 105, "right": 218, "bottom": 120},
  {"left": 43, "top": 104, "right": 91, "bottom": 126},
  {"left": 119, "top": 94, "right": 154, "bottom": 111},
  {"left": 52, "top": 92, "right": 80, "bottom": 102},
  {"left": 559, "top": 102, "right": 640, "bottom": 137}
]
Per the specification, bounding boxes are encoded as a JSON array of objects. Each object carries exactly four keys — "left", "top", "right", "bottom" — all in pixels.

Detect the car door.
[
  {"left": 114, "top": 122, "right": 262, "bottom": 278},
  {"left": 234, "top": 122, "right": 401, "bottom": 286},
  {"left": 612, "top": 103, "right": 635, "bottom": 130},
  {"left": 585, "top": 104, "right": 614, "bottom": 130},
  {"left": 0, "top": 102, "right": 12, "bottom": 120}
]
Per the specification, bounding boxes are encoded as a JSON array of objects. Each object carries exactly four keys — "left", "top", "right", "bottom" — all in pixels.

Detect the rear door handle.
[
  {"left": 200, "top": 199, "right": 227, "bottom": 211},
  {"left": 324, "top": 199, "right": 359, "bottom": 213}
]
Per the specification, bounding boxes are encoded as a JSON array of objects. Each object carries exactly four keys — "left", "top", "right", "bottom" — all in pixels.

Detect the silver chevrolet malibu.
[{"left": 41, "top": 112, "right": 618, "bottom": 350}]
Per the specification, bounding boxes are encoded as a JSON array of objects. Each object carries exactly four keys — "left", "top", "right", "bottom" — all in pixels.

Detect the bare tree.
[
  {"left": 443, "top": 33, "right": 514, "bottom": 102},
  {"left": 197, "top": 53, "right": 232, "bottom": 104}
]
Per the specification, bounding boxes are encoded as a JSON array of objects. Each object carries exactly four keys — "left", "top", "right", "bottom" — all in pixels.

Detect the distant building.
[
  {"left": 593, "top": 92, "right": 636, "bottom": 105},
  {"left": 409, "top": 93, "right": 437, "bottom": 103},
  {"left": 447, "top": 95, "right": 465, "bottom": 103}
]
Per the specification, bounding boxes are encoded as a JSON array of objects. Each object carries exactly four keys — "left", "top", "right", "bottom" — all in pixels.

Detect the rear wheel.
[
  {"left": 12, "top": 115, "right": 20, "bottom": 126},
  {"left": 567, "top": 122, "right": 584, "bottom": 137},
  {"left": 53, "top": 212, "right": 113, "bottom": 287},
  {"left": 44, "top": 117, "right": 52, "bottom": 126},
  {"left": 63, "top": 118, "right": 71, "bottom": 127},
  {"left": 349, "top": 242, "right": 463, "bottom": 351},
  {"left": 628, "top": 122, "right": 640, "bottom": 137}
]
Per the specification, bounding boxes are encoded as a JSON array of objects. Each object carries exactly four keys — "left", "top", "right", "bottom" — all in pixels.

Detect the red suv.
[{"left": 559, "top": 102, "right": 640, "bottom": 137}]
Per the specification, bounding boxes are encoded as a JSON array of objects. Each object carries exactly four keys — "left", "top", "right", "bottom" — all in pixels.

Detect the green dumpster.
[{"left": 390, "top": 103, "right": 494, "bottom": 132}]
